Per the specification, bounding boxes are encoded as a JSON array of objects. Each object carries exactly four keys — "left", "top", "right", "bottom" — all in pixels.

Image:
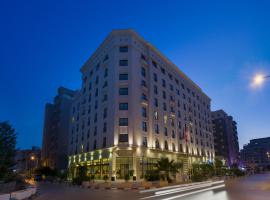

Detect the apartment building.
[
  {"left": 240, "top": 137, "right": 270, "bottom": 170},
  {"left": 42, "top": 87, "right": 76, "bottom": 170},
  {"left": 68, "top": 30, "right": 215, "bottom": 180},
  {"left": 212, "top": 110, "right": 239, "bottom": 166}
]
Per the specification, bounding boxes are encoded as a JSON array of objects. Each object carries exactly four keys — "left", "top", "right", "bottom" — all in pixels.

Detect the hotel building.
[{"left": 68, "top": 30, "right": 215, "bottom": 180}]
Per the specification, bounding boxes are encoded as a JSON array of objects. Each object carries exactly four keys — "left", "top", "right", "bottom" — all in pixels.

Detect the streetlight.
[{"left": 251, "top": 73, "right": 270, "bottom": 87}]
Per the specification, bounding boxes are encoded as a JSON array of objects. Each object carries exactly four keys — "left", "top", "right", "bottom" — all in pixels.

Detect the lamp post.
[{"left": 252, "top": 74, "right": 270, "bottom": 87}]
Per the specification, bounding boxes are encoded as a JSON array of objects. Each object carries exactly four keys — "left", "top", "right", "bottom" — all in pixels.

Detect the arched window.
[
  {"left": 172, "top": 143, "right": 176, "bottom": 152},
  {"left": 164, "top": 140, "right": 168, "bottom": 150},
  {"left": 155, "top": 139, "right": 160, "bottom": 149}
]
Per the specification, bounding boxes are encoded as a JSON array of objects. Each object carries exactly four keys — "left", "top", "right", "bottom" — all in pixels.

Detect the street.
[{"left": 36, "top": 173, "right": 270, "bottom": 200}]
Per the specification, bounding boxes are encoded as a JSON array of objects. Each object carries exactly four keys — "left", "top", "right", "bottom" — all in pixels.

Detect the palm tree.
[{"left": 156, "top": 158, "right": 183, "bottom": 181}]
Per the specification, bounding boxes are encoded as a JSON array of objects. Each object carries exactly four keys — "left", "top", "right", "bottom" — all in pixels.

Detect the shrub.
[
  {"left": 191, "top": 172, "right": 205, "bottom": 182},
  {"left": 144, "top": 170, "right": 160, "bottom": 181},
  {"left": 124, "top": 174, "right": 130, "bottom": 182},
  {"left": 90, "top": 174, "right": 95, "bottom": 182},
  {"left": 103, "top": 175, "right": 109, "bottom": 182}
]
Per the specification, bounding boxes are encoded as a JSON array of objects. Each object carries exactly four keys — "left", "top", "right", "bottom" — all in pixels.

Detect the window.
[
  {"left": 94, "top": 100, "right": 98, "bottom": 110},
  {"left": 142, "top": 122, "right": 147, "bottom": 132},
  {"left": 119, "top": 118, "right": 128, "bottom": 126},
  {"left": 164, "top": 115, "right": 168, "bottom": 124},
  {"left": 154, "top": 85, "right": 158, "bottom": 94},
  {"left": 103, "top": 81, "right": 108, "bottom": 88},
  {"left": 95, "top": 76, "right": 99, "bottom": 85},
  {"left": 154, "top": 124, "right": 159, "bottom": 134},
  {"left": 104, "top": 68, "right": 108, "bottom": 77},
  {"left": 119, "top": 103, "right": 128, "bottom": 110},
  {"left": 141, "top": 67, "right": 146, "bottom": 77},
  {"left": 119, "top": 46, "right": 128, "bottom": 52},
  {"left": 181, "top": 83, "right": 185, "bottom": 90},
  {"left": 119, "top": 73, "right": 128, "bottom": 80},
  {"left": 172, "top": 143, "right": 176, "bottom": 152},
  {"left": 163, "top": 103, "right": 167, "bottom": 111},
  {"left": 102, "top": 94, "right": 108, "bottom": 102},
  {"left": 153, "top": 73, "right": 158, "bottom": 82},
  {"left": 142, "top": 107, "right": 147, "bottom": 118},
  {"left": 141, "top": 80, "right": 147, "bottom": 87},
  {"left": 94, "top": 113, "right": 97, "bottom": 122},
  {"left": 103, "top": 122, "right": 107, "bottom": 132},
  {"left": 162, "top": 91, "right": 166, "bottom": 99},
  {"left": 171, "top": 119, "right": 175, "bottom": 127},
  {"left": 164, "top": 127, "right": 168, "bottom": 136},
  {"left": 119, "top": 134, "right": 128, "bottom": 143},
  {"left": 141, "top": 93, "right": 147, "bottom": 101},
  {"left": 95, "top": 63, "right": 100, "bottom": 71},
  {"left": 103, "top": 137, "right": 107, "bottom": 148},
  {"left": 155, "top": 139, "right": 160, "bottom": 149},
  {"left": 170, "top": 84, "right": 173, "bottom": 91},
  {"left": 143, "top": 137, "right": 148, "bottom": 147},
  {"left": 164, "top": 140, "right": 168, "bottom": 150},
  {"left": 154, "top": 111, "right": 158, "bottom": 120},
  {"left": 95, "top": 88, "right": 98, "bottom": 97},
  {"left": 172, "top": 130, "right": 175, "bottom": 138},
  {"left": 152, "top": 60, "right": 157, "bottom": 68},
  {"left": 119, "top": 88, "right": 128, "bottom": 95},
  {"left": 119, "top": 59, "right": 128, "bottom": 66},
  {"left": 162, "top": 79, "right": 166, "bottom": 87},
  {"left": 103, "top": 54, "right": 109, "bottom": 62},
  {"left": 179, "top": 144, "right": 183, "bottom": 152},
  {"left": 161, "top": 67, "right": 165, "bottom": 74},
  {"left": 154, "top": 98, "right": 158, "bottom": 107},
  {"left": 141, "top": 54, "right": 146, "bottom": 61},
  {"left": 103, "top": 108, "right": 107, "bottom": 118}
]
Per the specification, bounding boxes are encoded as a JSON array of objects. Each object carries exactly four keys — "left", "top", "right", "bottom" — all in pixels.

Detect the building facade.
[
  {"left": 240, "top": 137, "right": 270, "bottom": 170},
  {"left": 42, "top": 87, "right": 76, "bottom": 170},
  {"left": 211, "top": 110, "right": 239, "bottom": 166},
  {"left": 14, "top": 146, "right": 41, "bottom": 174},
  {"left": 68, "top": 30, "right": 215, "bottom": 180}
]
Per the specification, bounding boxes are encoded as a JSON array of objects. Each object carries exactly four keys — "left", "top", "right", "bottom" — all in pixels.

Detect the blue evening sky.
[{"left": 0, "top": 0, "right": 269, "bottom": 150}]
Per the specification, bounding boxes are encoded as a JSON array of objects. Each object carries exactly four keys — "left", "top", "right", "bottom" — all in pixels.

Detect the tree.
[
  {"left": 214, "top": 158, "right": 226, "bottom": 176},
  {"left": 0, "top": 121, "right": 17, "bottom": 181},
  {"left": 156, "top": 157, "right": 183, "bottom": 181},
  {"left": 72, "top": 165, "right": 88, "bottom": 185}
]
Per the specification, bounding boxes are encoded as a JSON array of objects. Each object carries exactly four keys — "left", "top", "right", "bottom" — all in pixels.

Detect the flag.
[{"left": 184, "top": 124, "right": 190, "bottom": 143}]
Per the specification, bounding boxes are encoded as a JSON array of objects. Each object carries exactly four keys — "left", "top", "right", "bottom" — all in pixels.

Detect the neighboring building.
[
  {"left": 14, "top": 146, "right": 41, "bottom": 174},
  {"left": 42, "top": 87, "right": 76, "bottom": 171},
  {"left": 240, "top": 137, "right": 270, "bottom": 170},
  {"left": 211, "top": 110, "right": 239, "bottom": 166},
  {"left": 68, "top": 29, "right": 215, "bottom": 180}
]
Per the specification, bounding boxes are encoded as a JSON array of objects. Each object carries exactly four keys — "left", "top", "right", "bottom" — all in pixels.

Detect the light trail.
[
  {"left": 162, "top": 184, "right": 226, "bottom": 200},
  {"left": 140, "top": 180, "right": 225, "bottom": 199}
]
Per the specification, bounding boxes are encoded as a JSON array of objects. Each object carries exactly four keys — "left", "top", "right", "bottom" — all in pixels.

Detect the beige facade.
[{"left": 68, "top": 30, "right": 215, "bottom": 180}]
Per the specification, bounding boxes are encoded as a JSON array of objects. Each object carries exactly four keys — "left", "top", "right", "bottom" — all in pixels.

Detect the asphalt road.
[{"left": 36, "top": 173, "right": 270, "bottom": 200}]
